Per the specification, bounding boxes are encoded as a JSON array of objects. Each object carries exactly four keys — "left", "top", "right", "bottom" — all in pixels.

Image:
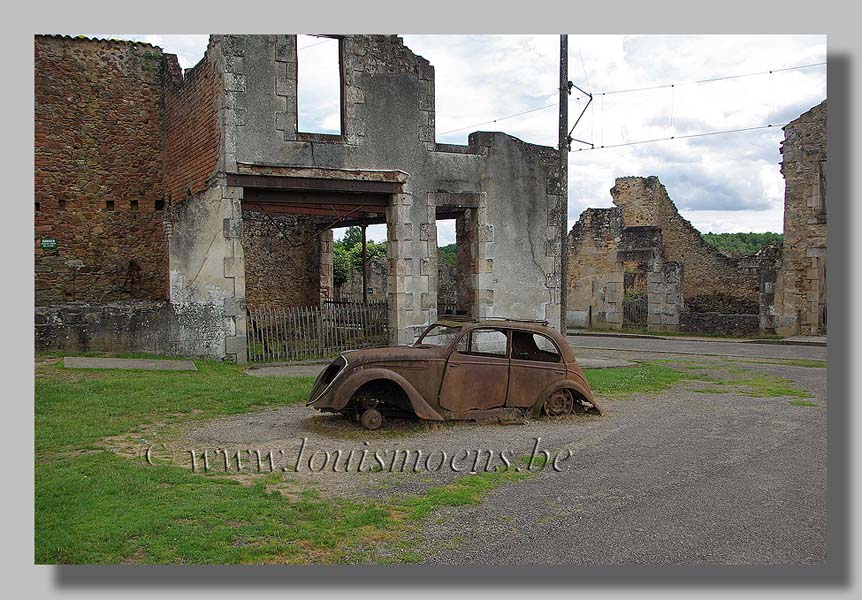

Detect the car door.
[
  {"left": 506, "top": 330, "right": 566, "bottom": 408},
  {"left": 438, "top": 328, "right": 510, "bottom": 412}
]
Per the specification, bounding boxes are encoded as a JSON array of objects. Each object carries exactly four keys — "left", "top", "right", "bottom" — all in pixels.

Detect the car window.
[
  {"left": 415, "top": 324, "right": 463, "bottom": 347},
  {"left": 511, "top": 330, "right": 561, "bottom": 363},
  {"left": 465, "top": 329, "right": 508, "bottom": 357}
]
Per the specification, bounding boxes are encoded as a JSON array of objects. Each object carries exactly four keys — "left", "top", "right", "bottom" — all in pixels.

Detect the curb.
[{"left": 567, "top": 330, "right": 827, "bottom": 348}]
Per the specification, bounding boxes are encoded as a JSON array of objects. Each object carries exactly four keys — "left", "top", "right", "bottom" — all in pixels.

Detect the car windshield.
[{"left": 415, "top": 324, "right": 463, "bottom": 347}]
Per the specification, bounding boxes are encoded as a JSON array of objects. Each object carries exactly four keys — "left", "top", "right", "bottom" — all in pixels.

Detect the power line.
[
  {"left": 576, "top": 61, "right": 826, "bottom": 100},
  {"left": 437, "top": 61, "right": 825, "bottom": 137},
  {"left": 438, "top": 103, "right": 559, "bottom": 136},
  {"left": 571, "top": 123, "right": 782, "bottom": 152}
]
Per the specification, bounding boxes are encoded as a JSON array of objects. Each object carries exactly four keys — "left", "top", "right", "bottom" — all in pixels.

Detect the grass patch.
[
  {"left": 583, "top": 362, "right": 706, "bottom": 398},
  {"left": 36, "top": 449, "right": 528, "bottom": 564},
  {"left": 738, "top": 358, "right": 826, "bottom": 369},
  {"left": 35, "top": 357, "right": 314, "bottom": 455},
  {"left": 789, "top": 400, "right": 817, "bottom": 407}
]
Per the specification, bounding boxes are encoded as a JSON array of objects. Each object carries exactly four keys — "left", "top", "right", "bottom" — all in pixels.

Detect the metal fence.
[
  {"left": 438, "top": 301, "right": 456, "bottom": 317},
  {"left": 622, "top": 295, "right": 648, "bottom": 329},
  {"left": 246, "top": 301, "right": 388, "bottom": 363}
]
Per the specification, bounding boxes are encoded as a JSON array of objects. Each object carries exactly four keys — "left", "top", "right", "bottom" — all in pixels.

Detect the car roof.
[{"left": 434, "top": 318, "right": 550, "bottom": 331}]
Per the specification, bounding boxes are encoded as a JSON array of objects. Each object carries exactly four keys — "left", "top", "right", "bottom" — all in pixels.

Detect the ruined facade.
[
  {"left": 773, "top": 100, "right": 827, "bottom": 336},
  {"left": 567, "top": 176, "right": 768, "bottom": 335},
  {"left": 35, "top": 35, "right": 564, "bottom": 360},
  {"left": 567, "top": 100, "right": 827, "bottom": 337},
  {"left": 566, "top": 206, "right": 683, "bottom": 331}
]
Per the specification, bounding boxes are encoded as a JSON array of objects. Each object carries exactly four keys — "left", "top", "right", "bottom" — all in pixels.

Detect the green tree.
[{"left": 701, "top": 232, "right": 783, "bottom": 256}]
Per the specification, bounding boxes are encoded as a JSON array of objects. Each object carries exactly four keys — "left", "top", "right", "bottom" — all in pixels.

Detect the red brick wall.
[
  {"left": 35, "top": 36, "right": 175, "bottom": 304},
  {"left": 164, "top": 49, "right": 220, "bottom": 202}
]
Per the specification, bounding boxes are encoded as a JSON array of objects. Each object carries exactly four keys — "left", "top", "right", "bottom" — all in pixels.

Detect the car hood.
[{"left": 342, "top": 344, "right": 447, "bottom": 366}]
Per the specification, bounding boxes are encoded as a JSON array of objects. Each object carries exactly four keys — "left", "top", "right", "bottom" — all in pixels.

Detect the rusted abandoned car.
[{"left": 307, "top": 318, "right": 601, "bottom": 429}]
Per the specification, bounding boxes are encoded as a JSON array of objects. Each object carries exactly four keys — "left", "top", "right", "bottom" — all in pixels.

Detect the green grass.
[
  {"left": 738, "top": 358, "right": 827, "bottom": 369},
  {"left": 789, "top": 400, "right": 817, "bottom": 407},
  {"left": 583, "top": 362, "right": 707, "bottom": 398},
  {"left": 36, "top": 358, "right": 315, "bottom": 455}
]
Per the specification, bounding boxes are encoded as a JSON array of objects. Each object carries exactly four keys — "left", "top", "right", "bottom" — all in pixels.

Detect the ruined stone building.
[
  {"left": 773, "top": 100, "right": 827, "bottom": 336},
  {"left": 566, "top": 176, "right": 760, "bottom": 334},
  {"left": 34, "top": 35, "right": 565, "bottom": 361},
  {"left": 566, "top": 100, "right": 827, "bottom": 337}
]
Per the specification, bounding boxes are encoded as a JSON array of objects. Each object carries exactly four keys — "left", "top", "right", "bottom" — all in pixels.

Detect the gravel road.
[{"left": 177, "top": 343, "right": 826, "bottom": 565}]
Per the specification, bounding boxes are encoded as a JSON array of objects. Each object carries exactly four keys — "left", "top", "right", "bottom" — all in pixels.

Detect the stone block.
[
  {"left": 275, "top": 77, "right": 294, "bottom": 97},
  {"left": 420, "top": 292, "right": 436, "bottom": 310},
  {"left": 224, "top": 257, "right": 244, "bottom": 279},
  {"left": 225, "top": 335, "right": 247, "bottom": 359},
  {"left": 224, "top": 296, "right": 246, "bottom": 317},
  {"left": 477, "top": 289, "right": 494, "bottom": 305}
]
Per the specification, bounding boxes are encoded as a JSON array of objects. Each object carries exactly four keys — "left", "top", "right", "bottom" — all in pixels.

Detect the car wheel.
[
  {"left": 360, "top": 408, "right": 383, "bottom": 430},
  {"left": 543, "top": 390, "right": 574, "bottom": 417}
]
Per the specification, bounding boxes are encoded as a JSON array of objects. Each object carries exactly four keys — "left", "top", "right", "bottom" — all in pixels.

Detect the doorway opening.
[{"left": 436, "top": 209, "right": 478, "bottom": 318}]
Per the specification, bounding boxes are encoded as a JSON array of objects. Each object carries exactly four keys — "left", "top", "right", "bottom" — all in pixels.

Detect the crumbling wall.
[
  {"left": 566, "top": 208, "right": 625, "bottom": 328},
  {"left": 164, "top": 44, "right": 220, "bottom": 203},
  {"left": 775, "top": 100, "right": 827, "bottom": 336},
  {"left": 610, "top": 176, "right": 759, "bottom": 304},
  {"left": 336, "top": 256, "right": 389, "bottom": 302},
  {"left": 240, "top": 211, "right": 330, "bottom": 307},
  {"left": 34, "top": 36, "right": 176, "bottom": 305},
  {"left": 34, "top": 301, "right": 225, "bottom": 357}
]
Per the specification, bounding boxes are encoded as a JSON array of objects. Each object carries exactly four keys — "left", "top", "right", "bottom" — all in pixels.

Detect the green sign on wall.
[{"left": 40, "top": 237, "right": 58, "bottom": 250}]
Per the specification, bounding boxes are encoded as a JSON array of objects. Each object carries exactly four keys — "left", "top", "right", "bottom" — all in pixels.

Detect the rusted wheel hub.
[
  {"left": 543, "top": 390, "right": 574, "bottom": 417},
  {"left": 360, "top": 408, "right": 383, "bottom": 430}
]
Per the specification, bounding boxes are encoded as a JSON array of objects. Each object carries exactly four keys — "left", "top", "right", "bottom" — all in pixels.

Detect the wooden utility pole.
[
  {"left": 361, "top": 224, "right": 368, "bottom": 304},
  {"left": 558, "top": 34, "right": 570, "bottom": 334}
]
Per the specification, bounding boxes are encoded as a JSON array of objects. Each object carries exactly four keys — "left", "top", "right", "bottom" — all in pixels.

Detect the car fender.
[
  {"left": 332, "top": 367, "right": 445, "bottom": 421},
  {"left": 529, "top": 378, "right": 604, "bottom": 417}
]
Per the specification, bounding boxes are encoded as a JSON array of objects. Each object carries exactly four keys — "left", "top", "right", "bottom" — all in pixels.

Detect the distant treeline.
[{"left": 701, "top": 232, "right": 783, "bottom": 256}]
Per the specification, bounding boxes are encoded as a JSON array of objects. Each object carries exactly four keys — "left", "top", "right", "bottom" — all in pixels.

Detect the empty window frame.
[
  {"left": 465, "top": 329, "right": 509, "bottom": 358},
  {"left": 296, "top": 35, "right": 343, "bottom": 136},
  {"left": 511, "top": 330, "right": 562, "bottom": 363}
]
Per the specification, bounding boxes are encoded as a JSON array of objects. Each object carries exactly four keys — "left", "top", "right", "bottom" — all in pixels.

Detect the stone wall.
[
  {"left": 336, "top": 256, "right": 389, "bottom": 303},
  {"left": 610, "top": 176, "right": 759, "bottom": 303},
  {"left": 34, "top": 36, "right": 176, "bottom": 305},
  {"left": 34, "top": 301, "right": 226, "bottom": 357},
  {"left": 774, "top": 100, "right": 827, "bottom": 336},
  {"left": 566, "top": 208, "right": 625, "bottom": 328},
  {"left": 240, "top": 210, "right": 330, "bottom": 307},
  {"left": 566, "top": 208, "right": 682, "bottom": 330},
  {"left": 37, "top": 34, "right": 565, "bottom": 360},
  {"left": 218, "top": 34, "right": 563, "bottom": 347},
  {"left": 679, "top": 312, "right": 761, "bottom": 337}
]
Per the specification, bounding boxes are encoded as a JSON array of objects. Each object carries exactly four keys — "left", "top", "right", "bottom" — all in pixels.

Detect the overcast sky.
[{"left": 91, "top": 34, "right": 827, "bottom": 245}]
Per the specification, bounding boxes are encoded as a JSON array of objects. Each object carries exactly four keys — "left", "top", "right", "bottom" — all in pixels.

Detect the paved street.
[
  {"left": 567, "top": 334, "right": 827, "bottom": 361},
  {"left": 418, "top": 342, "right": 827, "bottom": 565}
]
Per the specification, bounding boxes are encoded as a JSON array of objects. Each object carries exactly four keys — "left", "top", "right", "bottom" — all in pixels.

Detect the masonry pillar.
[{"left": 386, "top": 193, "right": 420, "bottom": 345}]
